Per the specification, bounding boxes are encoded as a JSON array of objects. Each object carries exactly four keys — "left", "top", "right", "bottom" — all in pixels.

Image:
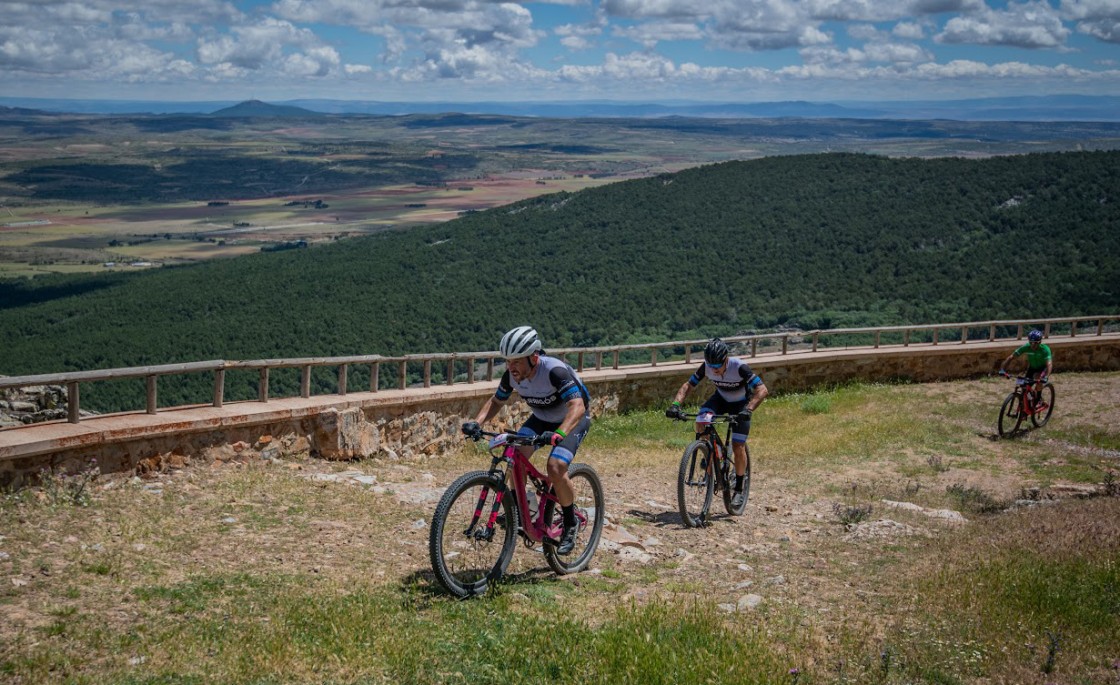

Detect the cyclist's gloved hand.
[
  {"left": 538, "top": 431, "right": 564, "bottom": 447},
  {"left": 738, "top": 407, "right": 753, "bottom": 420},
  {"left": 461, "top": 421, "right": 482, "bottom": 439},
  {"left": 665, "top": 403, "right": 683, "bottom": 419}
]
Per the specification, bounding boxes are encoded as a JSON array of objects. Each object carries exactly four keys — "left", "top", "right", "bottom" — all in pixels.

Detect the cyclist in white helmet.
[{"left": 462, "top": 326, "right": 592, "bottom": 555}]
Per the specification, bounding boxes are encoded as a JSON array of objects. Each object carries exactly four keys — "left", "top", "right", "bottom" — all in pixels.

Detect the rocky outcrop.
[{"left": 0, "top": 384, "right": 70, "bottom": 427}]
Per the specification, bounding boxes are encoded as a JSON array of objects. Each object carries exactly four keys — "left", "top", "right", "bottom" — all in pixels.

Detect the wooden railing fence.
[{"left": 1, "top": 315, "right": 1116, "bottom": 424}]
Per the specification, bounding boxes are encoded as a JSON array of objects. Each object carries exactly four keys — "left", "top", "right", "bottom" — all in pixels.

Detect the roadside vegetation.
[
  {"left": 1, "top": 150, "right": 1117, "bottom": 412},
  {"left": 2, "top": 374, "right": 1117, "bottom": 684}
]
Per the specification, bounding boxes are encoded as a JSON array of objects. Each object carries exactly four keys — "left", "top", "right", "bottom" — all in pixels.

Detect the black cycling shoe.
[{"left": 557, "top": 524, "right": 579, "bottom": 555}]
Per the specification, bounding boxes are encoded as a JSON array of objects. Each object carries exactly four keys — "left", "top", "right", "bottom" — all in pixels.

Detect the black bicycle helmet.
[
  {"left": 704, "top": 338, "right": 729, "bottom": 366},
  {"left": 1028, "top": 329, "right": 1043, "bottom": 343}
]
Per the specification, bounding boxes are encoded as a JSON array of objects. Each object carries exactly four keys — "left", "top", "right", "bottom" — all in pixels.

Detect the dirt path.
[{"left": 1, "top": 373, "right": 1116, "bottom": 646}]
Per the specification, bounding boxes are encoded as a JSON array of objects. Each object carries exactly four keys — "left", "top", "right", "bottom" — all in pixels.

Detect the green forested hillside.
[{"left": 1, "top": 152, "right": 1117, "bottom": 404}]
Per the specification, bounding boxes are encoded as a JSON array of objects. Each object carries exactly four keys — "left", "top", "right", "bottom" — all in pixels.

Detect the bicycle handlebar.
[
  {"left": 667, "top": 411, "right": 738, "bottom": 422},
  {"left": 467, "top": 430, "right": 550, "bottom": 447},
  {"left": 998, "top": 370, "right": 1049, "bottom": 384}
]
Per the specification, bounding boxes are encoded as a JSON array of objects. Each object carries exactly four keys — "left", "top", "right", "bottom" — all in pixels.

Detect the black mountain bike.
[{"left": 668, "top": 411, "right": 749, "bottom": 527}]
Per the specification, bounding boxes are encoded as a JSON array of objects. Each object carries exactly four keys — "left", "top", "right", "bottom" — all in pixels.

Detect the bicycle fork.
[{"left": 464, "top": 482, "right": 506, "bottom": 542}]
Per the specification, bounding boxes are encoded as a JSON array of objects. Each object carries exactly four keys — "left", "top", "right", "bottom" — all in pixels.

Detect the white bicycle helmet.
[{"left": 499, "top": 326, "right": 542, "bottom": 359}]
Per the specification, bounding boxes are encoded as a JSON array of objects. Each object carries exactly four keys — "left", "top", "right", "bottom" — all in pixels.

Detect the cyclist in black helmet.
[
  {"left": 462, "top": 326, "right": 592, "bottom": 555},
  {"left": 666, "top": 338, "right": 768, "bottom": 509}
]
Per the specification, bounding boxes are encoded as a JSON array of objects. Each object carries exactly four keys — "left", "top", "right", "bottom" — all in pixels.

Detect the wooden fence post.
[
  {"left": 67, "top": 382, "right": 80, "bottom": 424},
  {"left": 213, "top": 369, "right": 225, "bottom": 408},
  {"left": 301, "top": 366, "right": 311, "bottom": 398},
  {"left": 146, "top": 375, "right": 157, "bottom": 414},
  {"left": 258, "top": 368, "right": 269, "bottom": 402}
]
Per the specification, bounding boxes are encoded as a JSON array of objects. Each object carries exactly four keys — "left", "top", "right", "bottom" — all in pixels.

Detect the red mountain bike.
[
  {"left": 668, "top": 411, "right": 749, "bottom": 527},
  {"left": 997, "top": 370, "right": 1055, "bottom": 437},
  {"left": 428, "top": 431, "right": 604, "bottom": 598}
]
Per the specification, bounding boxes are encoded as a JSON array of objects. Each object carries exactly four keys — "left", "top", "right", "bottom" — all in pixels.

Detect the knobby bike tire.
[
  {"left": 997, "top": 391, "right": 1024, "bottom": 438},
  {"left": 677, "top": 439, "right": 714, "bottom": 528},
  {"left": 1031, "top": 385, "right": 1056, "bottom": 428},
  {"left": 543, "top": 463, "right": 605, "bottom": 575},
  {"left": 722, "top": 445, "right": 751, "bottom": 516},
  {"left": 429, "top": 470, "right": 518, "bottom": 598}
]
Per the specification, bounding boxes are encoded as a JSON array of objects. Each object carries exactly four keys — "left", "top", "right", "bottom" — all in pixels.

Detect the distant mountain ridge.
[
  {"left": 1, "top": 95, "right": 1118, "bottom": 122},
  {"left": 208, "top": 99, "right": 322, "bottom": 118}
]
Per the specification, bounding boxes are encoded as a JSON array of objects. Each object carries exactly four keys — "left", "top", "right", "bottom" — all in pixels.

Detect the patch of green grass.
[
  {"left": 874, "top": 498, "right": 1120, "bottom": 683},
  {"left": 588, "top": 409, "right": 678, "bottom": 451},
  {"left": 945, "top": 483, "right": 1004, "bottom": 514},
  {"left": 133, "top": 573, "right": 268, "bottom": 615},
  {"left": 799, "top": 394, "right": 832, "bottom": 415},
  {"left": 1049, "top": 427, "right": 1120, "bottom": 452},
  {"left": 5, "top": 574, "right": 795, "bottom": 684}
]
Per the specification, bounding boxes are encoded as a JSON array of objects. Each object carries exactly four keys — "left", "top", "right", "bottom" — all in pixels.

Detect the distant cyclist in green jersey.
[{"left": 1000, "top": 328, "right": 1053, "bottom": 393}]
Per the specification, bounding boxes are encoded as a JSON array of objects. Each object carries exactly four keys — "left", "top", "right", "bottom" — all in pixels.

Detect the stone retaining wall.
[{"left": 2, "top": 336, "right": 1117, "bottom": 488}]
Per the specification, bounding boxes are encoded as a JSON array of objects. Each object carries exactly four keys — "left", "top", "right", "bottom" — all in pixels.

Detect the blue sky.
[{"left": 1, "top": 0, "right": 1118, "bottom": 103}]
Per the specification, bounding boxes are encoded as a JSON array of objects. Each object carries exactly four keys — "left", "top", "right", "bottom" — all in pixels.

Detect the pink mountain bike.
[{"left": 428, "top": 430, "right": 604, "bottom": 598}]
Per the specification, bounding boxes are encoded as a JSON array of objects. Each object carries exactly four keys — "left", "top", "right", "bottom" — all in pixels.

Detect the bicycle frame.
[
  {"left": 681, "top": 413, "right": 736, "bottom": 483},
  {"left": 473, "top": 432, "right": 573, "bottom": 545},
  {"left": 1002, "top": 372, "right": 1045, "bottom": 415}
]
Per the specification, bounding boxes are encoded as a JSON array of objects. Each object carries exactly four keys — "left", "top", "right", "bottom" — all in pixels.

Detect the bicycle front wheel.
[
  {"left": 544, "top": 463, "right": 605, "bottom": 575},
  {"left": 677, "top": 440, "right": 714, "bottom": 528},
  {"left": 1031, "top": 384, "right": 1056, "bottom": 428},
  {"left": 722, "top": 448, "right": 750, "bottom": 516},
  {"left": 429, "top": 471, "right": 518, "bottom": 598},
  {"left": 997, "top": 391, "right": 1024, "bottom": 438}
]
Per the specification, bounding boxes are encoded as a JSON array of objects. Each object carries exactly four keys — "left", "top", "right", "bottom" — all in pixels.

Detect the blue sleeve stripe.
[
  {"left": 688, "top": 374, "right": 701, "bottom": 386},
  {"left": 748, "top": 375, "right": 762, "bottom": 389},
  {"left": 496, "top": 388, "right": 512, "bottom": 401},
  {"left": 560, "top": 386, "right": 580, "bottom": 401}
]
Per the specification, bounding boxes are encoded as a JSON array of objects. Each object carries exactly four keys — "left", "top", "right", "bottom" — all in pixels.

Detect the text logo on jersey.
[{"left": 525, "top": 393, "right": 559, "bottom": 408}]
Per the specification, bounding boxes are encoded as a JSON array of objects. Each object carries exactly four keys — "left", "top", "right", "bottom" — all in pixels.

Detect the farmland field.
[{"left": 2, "top": 110, "right": 1118, "bottom": 275}]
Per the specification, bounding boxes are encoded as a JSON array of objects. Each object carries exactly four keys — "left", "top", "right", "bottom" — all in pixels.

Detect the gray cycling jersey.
[
  {"left": 688, "top": 357, "right": 763, "bottom": 403},
  {"left": 496, "top": 354, "right": 591, "bottom": 424}
]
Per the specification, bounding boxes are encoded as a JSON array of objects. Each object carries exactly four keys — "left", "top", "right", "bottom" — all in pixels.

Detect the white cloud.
[
  {"left": 937, "top": 1, "right": 1070, "bottom": 48},
  {"left": 1061, "top": 0, "right": 1120, "bottom": 43},
  {"left": 197, "top": 18, "right": 320, "bottom": 70},
  {"left": 613, "top": 21, "right": 705, "bottom": 48},
  {"left": 893, "top": 21, "right": 926, "bottom": 40},
  {"left": 807, "top": 0, "right": 983, "bottom": 22},
  {"left": 0, "top": 0, "right": 1116, "bottom": 101}
]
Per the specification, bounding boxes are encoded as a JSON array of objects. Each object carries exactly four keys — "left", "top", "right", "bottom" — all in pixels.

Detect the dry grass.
[{"left": 1, "top": 372, "right": 1117, "bottom": 683}]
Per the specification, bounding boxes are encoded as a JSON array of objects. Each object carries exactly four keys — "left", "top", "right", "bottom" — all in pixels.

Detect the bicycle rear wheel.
[
  {"left": 722, "top": 447, "right": 750, "bottom": 516},
  {"left": 543, "top": 463, "right": 605, "bottom": 575},
  {"left": 429, "top": 471, "right": 518, "bottom": 598},
  {"left": 997, "top": 391, "right": 1024, "bottom": 438},
  {"left": 677, "top": 440, "right": 714, "bottom": 528},
  {"left": 1030, "top": 385, "right": 1056, "bottom": 428}
]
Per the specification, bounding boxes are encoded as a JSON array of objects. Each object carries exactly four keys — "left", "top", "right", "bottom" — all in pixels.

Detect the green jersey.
[{"left": 1013, "top": 343, "right": 1052, "bottom": 371}]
